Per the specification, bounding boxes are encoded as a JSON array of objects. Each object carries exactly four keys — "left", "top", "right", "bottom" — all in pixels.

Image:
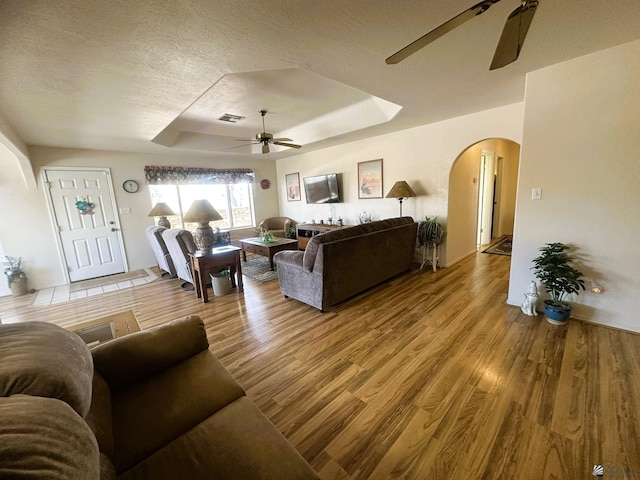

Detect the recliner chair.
[
  {"left": 145, "top": 226, "right": 176, "bottom": 278},
  {"left": 258, "top": 217, "right": 296, "bottom": 238},
  {"left": 161, "top": 229, "right": 197, "bottom": 289}
]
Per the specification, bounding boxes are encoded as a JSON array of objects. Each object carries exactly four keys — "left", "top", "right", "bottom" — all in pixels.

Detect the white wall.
[
  {"left": 508, "top": 39, "right": 640, "bottom": 332},
  {"left": 0, "top": 147, "right": 279, "bottom": 292},
  {"left": 276, "top": 103, "right": 525, "bottom": 266}
]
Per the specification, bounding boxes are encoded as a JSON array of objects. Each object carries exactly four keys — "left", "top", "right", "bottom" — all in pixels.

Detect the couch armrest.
[
  {"left": 273, "top": 250, "right": 304, "bottom": 267},
  {"left": 91, "top": 315, "right": 209, "bottom": 392}
]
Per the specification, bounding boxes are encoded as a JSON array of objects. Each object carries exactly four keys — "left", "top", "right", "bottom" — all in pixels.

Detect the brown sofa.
[
  {"left": 0, "top": 316, "right": 319, "bottom": 479},
  {"left": 274, "top": 217, "right": 417, "bottom": 311}
]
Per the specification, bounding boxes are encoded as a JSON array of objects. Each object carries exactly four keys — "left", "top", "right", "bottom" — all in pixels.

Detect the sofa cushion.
[
  {"left": 117, "top": 396, "right": 319, "bottom": 480},
  {"left": 302, "top": 225, "right": 366, "bottom": 272},
  {"left": 0, "top": 395, "right": 100, "bottom": 479},
  {"left": 0, "top": 321, "right": 93, "bottom": 417},
  {"left": 92, "top": 315, "right": 209, "bottom": 392},
  {"left": 109, "top": 350, "right": 245, "bottom": 473}
]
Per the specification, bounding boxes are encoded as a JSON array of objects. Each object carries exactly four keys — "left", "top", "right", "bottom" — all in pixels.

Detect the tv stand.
[{"left": 296, "top": 223, "right": 345, "bottom": 250}]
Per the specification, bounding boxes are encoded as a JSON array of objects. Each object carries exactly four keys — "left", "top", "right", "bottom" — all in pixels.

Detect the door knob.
[{"left": 111, "top": 227, "right": 118, "bottom": 232}]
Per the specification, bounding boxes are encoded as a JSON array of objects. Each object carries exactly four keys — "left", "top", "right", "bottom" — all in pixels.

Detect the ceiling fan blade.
[
  {"left": 385, "top": 0, "right": 501, "bottom": 64},
  {"left": 272, "top": 138, "right": 293, "bottom": 142},
  {"left": 490, "top": 0, "right": 538, "bottom": 70},
  {"left": 273, "top": 141, "right": 302, "bottom": 149},
  {"left": 229, "top": 142, "right": 256, "bottom": 150},
  {"left": 262, "top": 143, "right": 270, "bottom": 154}
]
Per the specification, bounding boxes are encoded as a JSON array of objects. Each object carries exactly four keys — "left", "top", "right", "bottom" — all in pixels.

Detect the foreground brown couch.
[
  {"left": 275, "top": 217, "right": 417, "bottom": 311},
  {"left": 0, "top": 316, "right": 319, "bottom": 479}
]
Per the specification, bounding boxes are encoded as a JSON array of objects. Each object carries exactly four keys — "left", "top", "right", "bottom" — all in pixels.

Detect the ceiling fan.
[
  {"left": 385, "top": 0, "right": 539, "bottom": 70},
  {"left": 233, "top": 110, "right": 302, "bottom": 154}
]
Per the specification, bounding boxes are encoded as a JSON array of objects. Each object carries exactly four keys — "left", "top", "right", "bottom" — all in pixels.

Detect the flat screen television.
[{"left": 303, "top": 173, "right": 341, "bottom": 204}]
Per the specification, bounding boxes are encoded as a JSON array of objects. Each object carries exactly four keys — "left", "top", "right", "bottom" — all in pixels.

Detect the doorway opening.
[
  {"left": 477, "top": 151, "right": 495, "bottom": 247},
  {"left": 446, "top": 138, "right": 520, "bottom": 267}
]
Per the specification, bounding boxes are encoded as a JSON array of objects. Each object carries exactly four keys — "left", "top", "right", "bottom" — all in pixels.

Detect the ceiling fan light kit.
[{"left": 386, "top": 0, "right": 539, "bottom": 70}]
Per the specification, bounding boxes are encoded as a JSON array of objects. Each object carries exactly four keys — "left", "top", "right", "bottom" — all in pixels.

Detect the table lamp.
[
  {"left": 147, "top": 202, "right": 175, "bottom": 229},
  {"left": 183, "top": 199, "right": 223, "bottom": 250},
  {"left": 386, "top": 181, "right": 416, "bottom": 217}
]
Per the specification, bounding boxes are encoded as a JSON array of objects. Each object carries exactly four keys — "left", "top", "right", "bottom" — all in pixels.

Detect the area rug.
[
  {"left": 242, "top": 254, "right": 279, "bottom": 283},
  {"left": 70, "top": 270, "right": 149, "bottom": 292},
  {"left": 482, "top": 236, "right": 513, "bottom": 256}
]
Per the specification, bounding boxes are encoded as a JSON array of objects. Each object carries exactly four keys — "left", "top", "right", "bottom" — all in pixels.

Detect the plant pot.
[
  {"left": 9, "top": 276, "right": 28, "bottom": 297},
  {"left": 543, "top": 300, "right": 571, "bottom": 325},
  {"left": 210, "top": 272, "right": 231, "bottom": 297}
]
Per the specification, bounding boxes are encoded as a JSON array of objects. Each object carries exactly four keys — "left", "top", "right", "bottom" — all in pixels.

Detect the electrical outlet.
[
  {"left": 531, "top": 188, "right": 542, "bottom": 200},
  {"left": 119, "top": 207, "right": 132, "bottom": 214}
]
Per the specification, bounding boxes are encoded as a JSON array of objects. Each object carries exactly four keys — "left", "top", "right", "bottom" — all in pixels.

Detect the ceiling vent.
[{"left": 218, "top": 113, "right": 245, "bottom": 123}]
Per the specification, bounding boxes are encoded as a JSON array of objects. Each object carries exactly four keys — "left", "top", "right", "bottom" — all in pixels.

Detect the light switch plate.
[{"left": 531, "top": 188, "right": 542, "bottom": 200}]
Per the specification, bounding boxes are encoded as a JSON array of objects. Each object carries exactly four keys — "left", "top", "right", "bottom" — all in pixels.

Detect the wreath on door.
[{"left": 75, "top": 200, "right": 95, "bottom": 215}]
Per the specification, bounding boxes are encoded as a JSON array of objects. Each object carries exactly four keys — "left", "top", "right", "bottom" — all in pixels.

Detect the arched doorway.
[{"left": 446, "top": 138, "right": 520, "bottom": 266}]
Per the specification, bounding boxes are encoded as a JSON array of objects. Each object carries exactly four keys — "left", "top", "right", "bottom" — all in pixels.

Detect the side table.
[{"left": 189, "top": 246, "right": 243, "bottom": 303}]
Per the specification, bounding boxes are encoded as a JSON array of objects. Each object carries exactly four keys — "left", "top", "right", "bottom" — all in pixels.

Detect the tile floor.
[{"left": 32, "top": 268, "right": 159, "bottom": 306}]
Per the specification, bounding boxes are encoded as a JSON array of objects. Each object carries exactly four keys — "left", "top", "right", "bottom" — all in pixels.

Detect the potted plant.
[
  {"left": 4, "top": 256, "right": 28, "bottom": 297},
  {"left": 417, "top": 217, "right": 446, "bottom": 271},
  {"left": 259, "top": 228, "right": 276, "bottom": 243},
  {"left": 531, "top": 242, "right": 585, "bottom": 325}
]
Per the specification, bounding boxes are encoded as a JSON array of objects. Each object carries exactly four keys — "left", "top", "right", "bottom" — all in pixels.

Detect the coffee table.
[
  {"left": 68, "top": 310, "right": 141, "bottom": 346},
  {"left": 240, "top": 237, "right": 299, "bottom": 270}
]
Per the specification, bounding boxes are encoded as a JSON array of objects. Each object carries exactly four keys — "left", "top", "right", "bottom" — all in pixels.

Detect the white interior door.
[{"left": 45, "top": 168, "right": 125, "bottom": 282}]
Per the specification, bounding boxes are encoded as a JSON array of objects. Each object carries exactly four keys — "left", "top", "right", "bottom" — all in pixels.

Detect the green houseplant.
[
  {"left": 4, "top": 256, "right": 28, "bottom": 297},
  {"left": 531, "top": 242, "right": 585, "bottom": 324},
  {"left": 259, "top": 228, "right": 276, "bottom": 243},
  {"left": 417, "top": 217, "right": 445, "bottom": 249},
  {"left": 417, "top": 217, "right": 446, "bottom": 271}
]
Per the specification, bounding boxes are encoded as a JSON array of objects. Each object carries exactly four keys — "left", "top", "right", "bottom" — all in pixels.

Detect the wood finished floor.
[{"left": 2, "top": 252, "right": 639, "bottom": 480}]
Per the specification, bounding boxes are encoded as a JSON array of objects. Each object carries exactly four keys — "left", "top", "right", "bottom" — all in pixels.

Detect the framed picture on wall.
[
  {"left": 285, "top": 172, "right": 301, "bottom": 201},
  {"left": 357, "top": 159, "right": 383, "bottom": 199}
]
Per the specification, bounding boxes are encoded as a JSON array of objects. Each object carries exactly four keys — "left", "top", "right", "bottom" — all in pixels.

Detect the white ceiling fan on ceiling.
[
  {"left": 385, "top": 0, "right": 539, "bottom": 70},
  {"left": 233, "top": 110, "right": 302, "bottom": 154}
]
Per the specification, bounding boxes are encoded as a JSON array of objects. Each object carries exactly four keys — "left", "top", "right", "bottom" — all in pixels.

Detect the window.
[
  {"left": 149, "top": 184, "right": 254, "bottom": 231},
  {"left": 144, "top": 166, "right": 256, "bottom": 231}
]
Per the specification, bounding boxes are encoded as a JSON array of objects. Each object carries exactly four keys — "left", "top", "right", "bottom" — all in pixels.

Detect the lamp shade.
[
  {"left": 386, "top": 181, "right": 416, "bottom": 217},
  {"left": 148, "top": 202, "right": 175, "bottom": 228},
  {"left": 147, "top": 202, "right": 175, "bottom": 217},
  {"left": 183, "top": 200, "right": 223, "bottom": 223},
  {"left": 386, "top": 181, "right": 416, "bottom": 199}
]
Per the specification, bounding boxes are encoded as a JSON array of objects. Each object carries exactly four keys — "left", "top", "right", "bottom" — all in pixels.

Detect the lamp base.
[
  {"left": 157, "top": 216, "right": 171, "bottom": 229},
  {"left": 194, "top": 222, "right": 215, "bottom": 250}
]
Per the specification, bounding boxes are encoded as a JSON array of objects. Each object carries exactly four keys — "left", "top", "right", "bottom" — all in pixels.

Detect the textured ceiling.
[{"left": 0, "top": 0, "right": 639, "bottom": 159}]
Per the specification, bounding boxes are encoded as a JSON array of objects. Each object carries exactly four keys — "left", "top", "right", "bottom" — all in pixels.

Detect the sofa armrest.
[
  {"left": 274, "top": 249, "right": 304, "bottom": 267},
  {"left": 91, "top": 315, "right": 209, "bottom": 392}
]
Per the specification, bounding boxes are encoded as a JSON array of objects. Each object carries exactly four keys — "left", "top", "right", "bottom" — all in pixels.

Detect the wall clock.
[
  {"left": 260, "top": 179, "right": 271, "bottom": 190},
  {"left": 122, "top": 180, "right": 139, "bottom": 193}
]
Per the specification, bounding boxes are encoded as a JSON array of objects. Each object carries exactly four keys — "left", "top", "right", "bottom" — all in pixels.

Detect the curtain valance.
[{"left": 144, "top": 166, "right": 254, "bottom": 185}]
